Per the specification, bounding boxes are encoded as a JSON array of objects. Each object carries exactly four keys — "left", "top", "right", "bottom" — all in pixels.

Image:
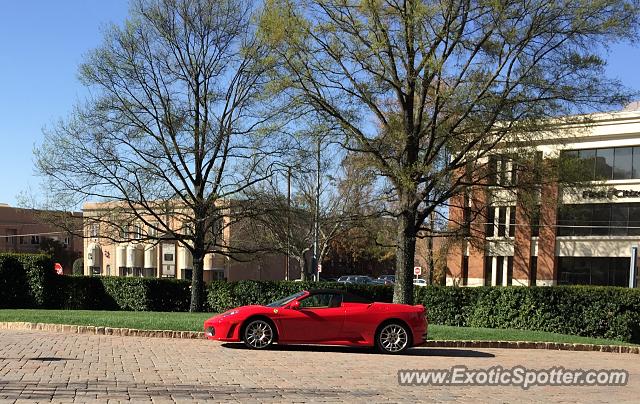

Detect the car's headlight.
[{"left": 222, "top": 310, "right": 240, "bottom": 318}]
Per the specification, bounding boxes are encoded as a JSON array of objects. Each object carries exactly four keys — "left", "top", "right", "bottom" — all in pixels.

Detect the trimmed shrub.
[
  {"left": 72, "top": 258, "right": 84, "bottom": 275},
  {"left": 0, "top": 253, "right": 55, "bottom": 308},
  {"left": 206, "top": 282, "right": 640, "bottom": 343},
  {"left": 50, "top": 276, "right": 192, "bottom": 312}
]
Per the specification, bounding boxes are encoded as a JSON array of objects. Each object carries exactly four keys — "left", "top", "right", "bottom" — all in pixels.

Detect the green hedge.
[
  {"left": 0, "top": 253, "right": 55, "bottom": 308},
  {"left": 50, "top": 276, "right": 192, "bottom": 312},
  {"left": 206, "top": 282, "right": 640, "bottom": 343},
  {"left": 2, "top": 255, "right": 639, "bottom": 343}
]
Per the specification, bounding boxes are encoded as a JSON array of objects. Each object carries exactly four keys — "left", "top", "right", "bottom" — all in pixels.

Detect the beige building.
[
  {"left": 0, "top": 203, "right": 83, "bottom": 272},
  {"left": 82, "top": 201, "right": 294, "bottom": 282}
]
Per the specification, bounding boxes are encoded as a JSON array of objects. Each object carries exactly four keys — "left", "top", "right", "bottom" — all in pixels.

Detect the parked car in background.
[
  {"left": 337, "top": 275, "right": 374, "bottom": 284},
  {"left": 204, "top": 289, "right": 428, "bottom": 354},
  {"left": 413, "top": 278, "right": 427, "bottom": 287},
  {"left": 372, "top": 279, "right": 393, "bottom": 285},
  {"left": 378, "top": 275, "right": 395, "bottom": 283}
]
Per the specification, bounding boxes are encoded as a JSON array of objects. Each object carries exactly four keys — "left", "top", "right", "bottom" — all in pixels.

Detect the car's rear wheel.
[
  {"left": 242, "top": 319, "right": 274, "bottom": 349},
  {"left": 376, "top": 322, "right": 411, "bottom": 354}
]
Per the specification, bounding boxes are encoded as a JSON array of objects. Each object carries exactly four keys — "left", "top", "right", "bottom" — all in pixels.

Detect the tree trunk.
[
  {"left": 393, "top": 203, "right": 417, "bottom": 304},
  {"left": 190, "top": 245, "right": 205, "bottom": 312}
]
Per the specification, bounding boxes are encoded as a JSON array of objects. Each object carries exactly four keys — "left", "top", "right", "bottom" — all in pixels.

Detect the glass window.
[
  {"left": 579, "top": 149, "right": 596, "bottom": 181},
  {"left": 629, "top": 205, "right": 640, "bottom": 236},
  {"left": 595, "top": 148, "right": 614, "bottom": 180},
  {"left": 531, "top": 205, "right": 541, "bottom": 237},
  {"left": 485, "top": 207, "right": 495, "bottom": 237},
  {"left": 633, "top": 147, "right": 640, "bottom": 178},
  {"left": 506, "top": 257, "right": 513, "bottom": 286},
  {"left": 299, "top": 293, "right": 341, "bottom": 308},
  {"left": 530, "top": 256, "right": 537, "bottom": 285},
  {"left": 610, "top": 204, "right": 629, "bottom": 236},
  {"left": 591, "top": 204, "right": 610, "bottom": 236},
  {"left": 484, "top": 256, "right": 493, "bottom": 286},
  {"left": 495, "top": 256, "right": 504, "bottom": 286},
  {"left": 497, "top": 207, "right": 507, "bottom": 237},
  {"left": 508, "top": 206, "right": 516, "bottom": 237},
  {"left": 613, "top": 147, "right": 633, "bottom": 180},
  {"left": 574, "top": 204, "right": 593, "bottom": 236}
]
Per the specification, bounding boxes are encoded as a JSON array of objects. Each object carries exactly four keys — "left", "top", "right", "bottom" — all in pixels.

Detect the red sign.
[
  {"left": 54, "top": 263, "right": 63, "bottom": 275},
  {"left": 413, "top": 266, "right": 422, "bottom": 276}
]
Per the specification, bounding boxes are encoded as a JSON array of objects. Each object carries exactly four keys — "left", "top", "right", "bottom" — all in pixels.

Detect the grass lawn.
[{"left": 0, "top": 309, "right": 635, "bottom": 346}]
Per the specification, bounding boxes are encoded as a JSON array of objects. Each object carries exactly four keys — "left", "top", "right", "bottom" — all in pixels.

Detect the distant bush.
[
  {"left": 2, "top": 256, "right": 639, "bottom": 343},
  {"left": 51, "top": 276, "right": 191, "bottom": 312},
  {"left": 72, "top": 258, "right": 84, "bottom": 275},
  {"left": 207, "top": 281, "right": 640, "bottom": 343},
  {"left": 0, "top": 253, "right": 55, "bottom": 308}
]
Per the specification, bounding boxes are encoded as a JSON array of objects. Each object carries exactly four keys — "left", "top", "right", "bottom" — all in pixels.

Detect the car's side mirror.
[{"left": 289, "top": 300, "right": 300, "bottom": 310}]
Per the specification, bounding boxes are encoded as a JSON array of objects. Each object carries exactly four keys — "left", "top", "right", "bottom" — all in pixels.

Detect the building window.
[
  {"left": 484, "top": 256, "right": 493, "bottom": 286},
  {"left": 506, "top": 256, "right": 513, "bottom": 286},
  {"left": 19, "top": 236, "right": 24, "bottom": 244},
  {"left": 485, "top": 208, "right": 495, "bottom": 237},
  {"left": 30, "top": 235, "right": 40, "bottom": 244},
  {"left": 90, "top": 223, "right": 99, "bottom": 238},
  {"left": 530, "top": 256, "right": 537, "bottom": 285},
  {"left": 497, "top": 207, "right": 507, "bottom": 237},
  {"left": 558, "top": 257, "right": 629, "bottom": 286},
  {"left": 495, "top": 256, "right": 504, "bottom": 286},
  {"left": 461, "top": 256, "right": 469, "bottom": 286},
  {"left": 488, "top": 155, "right": 516, "bottom": 186},
  {"left": 508, "top": 206, "right": 516, "bottom": 237},
  {"left": 212, "top": 270, "right": 225, "bottom": 281},
  {"left": 561, "top": 146, "right": 640, "bottom": 181},
  {"left": 530, "top": 206, "right": 541, "bottom": 237},
  {"left": 558, "top": 203, "right": 640, "bottom": 237}
]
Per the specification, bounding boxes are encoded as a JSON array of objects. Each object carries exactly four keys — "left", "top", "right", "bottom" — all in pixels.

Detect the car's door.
[{"left": 277, "top": 293, "right": 345, "bottom": 342}]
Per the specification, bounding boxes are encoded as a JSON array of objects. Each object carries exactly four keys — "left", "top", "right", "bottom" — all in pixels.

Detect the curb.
[
  {"left": 423, "top": 339, "right": 640, "bottom": 354},
  {"left": 1, "top": 322, "right": 637, "bottom": 354},
  {"left": 0, "top": 321, "right": 204, "bottom": 339}
]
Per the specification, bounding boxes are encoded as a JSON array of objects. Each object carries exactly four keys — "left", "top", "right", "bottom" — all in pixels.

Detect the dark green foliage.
[
  {"left": 50, "top": 276, "right": 191, "bottom": 312},
  {"left": 72, "top": 258, "right": 83, "bottom": 275},
  {"left": 2, "top": 257, "right": 640, "bottom": 342},
  {"left": 0, "top": 253, "right": 55, "bottom": 308},
  {"left": 206, "top": 282, "right": 640, "bottom": 343}
]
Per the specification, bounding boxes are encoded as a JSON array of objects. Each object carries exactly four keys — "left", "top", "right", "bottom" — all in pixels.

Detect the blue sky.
[{"left": 1, "top": 1, "right": 640, "bottom": 207}]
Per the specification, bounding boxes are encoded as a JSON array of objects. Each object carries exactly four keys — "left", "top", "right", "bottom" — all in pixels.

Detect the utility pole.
[
  {"left": 286, "top": 166, "right": 291, "bottom": 281},
  {"left": 312, "top": 135, "right": 321, "bottom": 281}
]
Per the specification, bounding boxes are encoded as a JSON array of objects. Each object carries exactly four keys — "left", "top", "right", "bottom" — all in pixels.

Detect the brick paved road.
[{"left": 0, "top": 330, "right": 638, "bottom": 403}]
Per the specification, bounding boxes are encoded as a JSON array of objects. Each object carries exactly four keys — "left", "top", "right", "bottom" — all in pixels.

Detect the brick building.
[
  {"left": 0, "top": 204, "right": 83, "bottom": 273},
  {"left": 447, "top": 109, "right": 640, "bottom": 287}
]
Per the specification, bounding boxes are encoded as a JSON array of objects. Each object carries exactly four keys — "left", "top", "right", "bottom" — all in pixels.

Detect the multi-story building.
[
  {"left": 82, "top": 201, "right": 297, "bottom": 281},
  {"left": 447, "top": 108, "right": 640, "bottom": 287},
  {"left": 0, "top": 204, "right": 83, "bottom": 272}
]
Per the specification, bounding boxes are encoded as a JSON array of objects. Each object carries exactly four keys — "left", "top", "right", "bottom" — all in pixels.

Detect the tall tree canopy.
[
  {"left": 259, "top": 0, "right": 640, "bottom": 303},
  {"left": 36, "top": 0, "right": 284, "bottom": 311}
]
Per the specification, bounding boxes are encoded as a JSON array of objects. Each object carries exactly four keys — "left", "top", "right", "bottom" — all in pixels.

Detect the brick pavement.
[{"left": 0, "top": 330, "right": 638, "bottom": 403}]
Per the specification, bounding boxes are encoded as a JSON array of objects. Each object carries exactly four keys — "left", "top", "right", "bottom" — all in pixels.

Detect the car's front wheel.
[
  {"left": 376, "top": 322, "right": 411, "bottom": 354},
  {"left": 242, "top": 319, "right": 275, "bottom": 349}
]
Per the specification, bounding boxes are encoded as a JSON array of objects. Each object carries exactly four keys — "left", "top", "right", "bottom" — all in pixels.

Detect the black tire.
[
  {"left": 376, "top": 322, "right": 411, "bottom": 354},
  {"left": 242, "top": 319, "right": 275, "bottom": 349}
]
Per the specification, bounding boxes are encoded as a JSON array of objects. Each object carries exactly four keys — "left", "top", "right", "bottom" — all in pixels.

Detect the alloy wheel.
[
  {"left": 378, "top": 323, "right": 409, "bottom": 353},
  {"left": 244, "top": 320, "right": 274, "bottom": 349}
]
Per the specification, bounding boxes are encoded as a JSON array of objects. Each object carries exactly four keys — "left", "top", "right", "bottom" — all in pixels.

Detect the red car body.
[{"left": 204, "top": 289, "right": 428, "bottom": 353}]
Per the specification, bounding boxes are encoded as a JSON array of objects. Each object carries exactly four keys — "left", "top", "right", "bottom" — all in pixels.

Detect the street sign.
[
  {"left": 54, "top": 263, "right": 63, "bottom": 275},
  {"left": 413, "top": 266, "right": 422, "bottom": 276}
]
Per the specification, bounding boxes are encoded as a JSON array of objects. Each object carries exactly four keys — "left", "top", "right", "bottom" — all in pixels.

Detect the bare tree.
[
  {"left": 35, "top": 0, "right": 285, "bottom": 311},
  {"left": 243, "top": 139, "right": 380, "bottom": 280},
  {"left": 259, "top": 0, "right": 639, "bottom": 303}
]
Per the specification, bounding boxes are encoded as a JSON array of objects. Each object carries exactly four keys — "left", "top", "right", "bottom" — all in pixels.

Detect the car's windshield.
[{"left": 266, "top": 291, "right": 306, "bottom": 307}]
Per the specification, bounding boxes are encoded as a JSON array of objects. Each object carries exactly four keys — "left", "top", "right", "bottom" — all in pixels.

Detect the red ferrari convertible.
[{"left": 204, "top": 289, "right": 428, "bottom": 354}]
